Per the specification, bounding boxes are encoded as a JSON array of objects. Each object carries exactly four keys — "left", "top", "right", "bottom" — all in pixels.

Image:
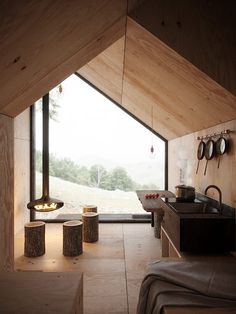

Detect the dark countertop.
[
  {"left": 160, "top": 197, "right": 234, "bottom": 219},
  {"left": 136, "top": 190, "right": 235, "bottom": 218}
]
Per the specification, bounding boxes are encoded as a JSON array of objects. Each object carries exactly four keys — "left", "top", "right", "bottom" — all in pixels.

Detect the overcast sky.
[{"left": 36, "top": 75, "right": 165, "bottom": 166}]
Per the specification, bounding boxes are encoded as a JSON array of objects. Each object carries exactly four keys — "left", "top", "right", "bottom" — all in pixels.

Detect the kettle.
[{"left": 175, "top": 185, "right": 195, "bottom": 202}]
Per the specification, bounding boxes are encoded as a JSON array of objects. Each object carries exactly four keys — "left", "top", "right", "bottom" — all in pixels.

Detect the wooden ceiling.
[
  {"left": 79, "top": 37, "right": 125, "bottom": 105},
  {"left": 1, "top": 0, "right": 236, "bottom": 140},
  {"left": 0, "top": 0, "right": 126, "bottom": 117},
  {"left": 130, "top": 0, "right": 236, "bottom": 97},
  {"left": 78, "top": 18, "right": 236, "bottom": 140}
]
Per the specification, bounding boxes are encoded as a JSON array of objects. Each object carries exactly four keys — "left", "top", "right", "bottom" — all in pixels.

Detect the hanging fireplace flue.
[{"left": 27, "top": 93, "right": 64, "bottom": 212}]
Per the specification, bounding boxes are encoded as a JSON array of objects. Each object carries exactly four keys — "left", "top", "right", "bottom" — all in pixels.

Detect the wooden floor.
[{"left": 14, "top": 223, "right": 161, "bottom": 314}]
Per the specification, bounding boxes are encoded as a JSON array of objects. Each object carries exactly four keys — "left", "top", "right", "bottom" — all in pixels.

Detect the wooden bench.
[{"left": 0, "top": 271, "right": 83, "bottom": 313}]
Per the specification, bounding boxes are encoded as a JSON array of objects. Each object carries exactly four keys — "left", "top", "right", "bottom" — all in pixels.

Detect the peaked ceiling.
[
  {"left": 78, "top": 17, "right": 236, "bottom": 140},
  {"left": 1, "top": 0, "right": 236, "bottom": 140}
]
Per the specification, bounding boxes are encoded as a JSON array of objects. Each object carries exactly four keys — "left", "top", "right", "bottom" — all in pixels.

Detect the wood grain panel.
[
  {"left": 78, "top": 37, "right": 125, "bottom": 104},
  {"left": 122, "top": 18, "right": 236, "bottom": 139},
  {"left": 128, "top": 0, "right": 146, "bottom": 13},
  {"left": 0, "top": 0, "right": 126, "bottom": 117},
  {"left": 0, "top": 272, "right": 83, "bottom": 313},
  {"left": 168, "top": 119, "right": 236, "bottom": 208},
  {"left": 130, "top": 0, "right": 236, "bottom": 96},
  {"left": 14, "top": 110, "right": 30, "bottom": 235},
  {"left": 0, "top": 114, "right": 14, "bottom": 271}
]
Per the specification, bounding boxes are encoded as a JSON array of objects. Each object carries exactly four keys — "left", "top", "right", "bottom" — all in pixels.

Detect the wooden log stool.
[
  {"left": 63, "top": 220, "right": 83, "bottom": 256},
  {"left": 24, "top": 221, "right": 45, "bottom": 257},
  {"left": 83, "top": 205, "right": 97, "bottom": 213},
  {"left": 82, "top": 212, "right": 99, "bottom": 243}
]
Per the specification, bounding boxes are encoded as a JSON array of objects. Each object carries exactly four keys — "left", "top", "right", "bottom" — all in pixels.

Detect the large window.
[{"left": 32, "top": 74, "right": 167, "bottom": 221}]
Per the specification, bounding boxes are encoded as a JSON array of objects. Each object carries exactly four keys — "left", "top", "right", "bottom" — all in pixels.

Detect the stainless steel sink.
[{"left": 169, "top": 202, "right": 219, "bottom": 214}]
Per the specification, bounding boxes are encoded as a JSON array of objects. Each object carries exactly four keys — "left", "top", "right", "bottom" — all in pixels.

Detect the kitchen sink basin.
[
  {"left": 169, "top": 202, "right": 219, "bottom": 214},
  {"left": 161, "top": 198, "right": 235, "bottom": 253}
]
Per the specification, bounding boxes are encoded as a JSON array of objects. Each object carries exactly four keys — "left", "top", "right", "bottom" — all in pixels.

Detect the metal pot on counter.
[{"left": 175, "top": 185, "right": 195, "bottom": 202}]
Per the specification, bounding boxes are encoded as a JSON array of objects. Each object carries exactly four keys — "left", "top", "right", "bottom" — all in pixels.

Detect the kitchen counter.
[
  {"left": 136, "top": 190, "right": 175, "bottom": 212},
  {"left": 160, "top": 197, "right": 232, "bottom": 219},
  {"left": 136, "top": 190, "right": 175, "bottom": 235},
  {"left": 160, "top": 197, "right": 235, "bottom": 255}
]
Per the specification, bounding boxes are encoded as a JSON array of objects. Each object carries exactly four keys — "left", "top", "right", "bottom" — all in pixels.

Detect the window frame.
[{"left": 30, "top": 74, "right": 168, "bottom": 222}]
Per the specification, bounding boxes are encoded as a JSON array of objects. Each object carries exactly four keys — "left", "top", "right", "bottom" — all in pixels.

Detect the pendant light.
[
  {"left": 150, "top": 104, "right": 156, "bottom": 158},
  {"left": 27, "top": 93, "right": 64, "bottom": 212}
]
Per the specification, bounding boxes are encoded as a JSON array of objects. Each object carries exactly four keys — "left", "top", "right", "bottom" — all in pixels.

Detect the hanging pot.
[
  {"left": 196, "top": 140, "right": 205, "bottom": 174},
  {"left": 204, "top": 139, "right": 215, "bottom": 175},
  {"left": 216, "top": 136, "right": 228, "bottom": 168}
]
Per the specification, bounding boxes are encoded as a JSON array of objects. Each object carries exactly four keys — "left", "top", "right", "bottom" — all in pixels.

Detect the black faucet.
[{"left": 204, "top": 185, "right": 222, "bottom": 215}]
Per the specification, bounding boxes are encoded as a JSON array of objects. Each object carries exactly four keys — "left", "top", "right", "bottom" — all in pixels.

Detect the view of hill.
[
  {"left": 36, "top": 151, "right": 164, "bottom": 190},
  {"left": 73, "top": 154, "right": 164, "bottom": 187},
  {"left": 35, "top": 173, "right": 145, "bottom": 219}
]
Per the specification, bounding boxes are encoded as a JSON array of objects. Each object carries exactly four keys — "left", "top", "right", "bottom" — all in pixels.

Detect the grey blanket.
[{"left": 137, "top": 259, "right": 236, "bottom": 314}]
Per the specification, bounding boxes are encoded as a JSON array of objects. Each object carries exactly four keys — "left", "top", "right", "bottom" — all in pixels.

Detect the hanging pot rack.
[
  {"left": 197, "top": 129, "right": 232, "bottom": 141},
  {"left": 195, "top": 129, "right": 232, "bottom": 173}
]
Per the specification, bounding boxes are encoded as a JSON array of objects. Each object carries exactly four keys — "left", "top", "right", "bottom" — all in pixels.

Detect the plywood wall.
[
  {"left": 0, "top": 114, "right": 14, "bottom": 271},
  {"left": 14, "top": 109, "right": 30, "bottom": 234},
  {"left": 168, "top": 120, "right": 236, "bottom": 208}
]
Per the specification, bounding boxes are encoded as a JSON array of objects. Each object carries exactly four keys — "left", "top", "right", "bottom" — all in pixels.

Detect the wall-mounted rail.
[{"left": 197, "top": 129, "right": 232, "bottom": 141}]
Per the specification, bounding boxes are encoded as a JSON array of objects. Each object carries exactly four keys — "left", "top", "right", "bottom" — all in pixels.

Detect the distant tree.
[
  {"left": 48, "top": 87, "right": 61, "bottom": 121},
  {"left": 109, "top": 167, "right": 135, "bottom": 191},
  {"left": 35, "top": 151, "right": 147, "bottom": 191},
  {"left": 90, "top": 164, "right": 107, "bottom": 188},
  {"left": 99, "top": 172, "right": 112, "bottom": 190},
  {"left": 50, "top": 156, "right": 79, "bottom": 183},
  {"left": 141, "top": 183, "right": 159, "bottom": 190},
  {"left": 36, "top": 85, "right": 62, "bottom": 122},
  {"left": 77, "top": 166, "right": 90, "bottom": 185}
]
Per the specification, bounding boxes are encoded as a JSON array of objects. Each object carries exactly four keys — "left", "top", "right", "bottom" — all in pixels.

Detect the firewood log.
[
  {"left": 63, "top": 220, "right": 83, "bottom": 256},
  {"left": 82, "top": 212, "right": 99, "bottom": 243},
  {"left": 24, "top": 221, "right": 45, "bottom": 257}
]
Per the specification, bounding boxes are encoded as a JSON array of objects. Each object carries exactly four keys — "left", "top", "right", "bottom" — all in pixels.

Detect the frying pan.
[
  {"left": 204, "top": 139, "right": 215, "bottom": 175},
  {"left": 196, "top": 140, "right": 205, "bottom": 174},
  {"left": 216, "top": 136, "right": 228, "bottom": 168}
]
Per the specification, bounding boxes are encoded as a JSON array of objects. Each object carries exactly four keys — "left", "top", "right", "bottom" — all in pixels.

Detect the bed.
[{"left": 137, "top": 259, "right": 236, "bottom": 314}]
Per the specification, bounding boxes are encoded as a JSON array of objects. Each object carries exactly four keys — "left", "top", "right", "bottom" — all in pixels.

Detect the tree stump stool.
[
  {"left": 63, "top": 220, "right": 83, "bottom": 256},
  {"left": 83, "top": 205, "right": 97, "bottom": 213},
  {"left": 24, "top": 221, "right": 45, "bottom": 257},
  {"left": 82, "top": 212, "right": 99, "bottom": 243}
]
